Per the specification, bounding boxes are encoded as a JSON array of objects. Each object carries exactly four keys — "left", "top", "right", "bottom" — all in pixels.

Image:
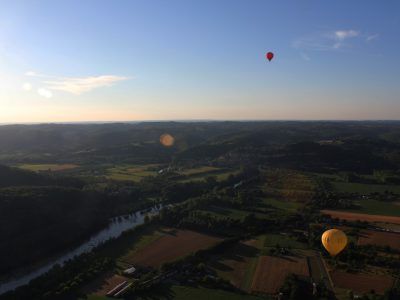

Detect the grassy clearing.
[
  {"left": 262, "top": 169, "right": 315, "bottom": 202},
  {"left": 106, "top": 164, "right": 159, "bottom": 182},
  {"left": 17, "top": 163, "right": 79, "bottom": 171},
  {"left": 180, "top": 166, "right": 220, "bottom": 176},
  {"left": 333, "top": 182, "right": 400, "bottom": 194},
  {"left": 197, "top": 206, "right": 268, "bottom": 221},
  {"left": 263, "top": 233, "right": 308, "bottom": 249},
  {"left": 261, "top": 198, "right": 303, "bottom": 212},
  {"left": 196, "top": 207, "right": 245, "bottom": 220},
  {"left": 345, "top": 199, "right": 400, "bottom": 217},
  {"left": 85, "top": 296, "right": 113, "bottom": 300},
  {"left": 179, "top": 168, "right": 240, "bottom": 183},
  {"left": 264, "top": 169, "right": 314, "bottom": 190},
  {"left": 308, "top": 172, "right": 341, "bottom": 180}
]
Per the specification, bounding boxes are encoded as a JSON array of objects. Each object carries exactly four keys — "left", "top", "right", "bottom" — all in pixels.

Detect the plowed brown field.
[
  {"left": 321, "top": 210, "right": 400, "bottom": 224},
  {"left": 129, "top": 229, "right": 221, "bottom": 268},
  {"left": 251, "top": 255, "right": 309, "bottom": 294},
  {"left": 331, "top": 270, "right": 393, "bottom": 295},
  {"left": 357, "top": 230, "right": 400, "bottom": 250}
]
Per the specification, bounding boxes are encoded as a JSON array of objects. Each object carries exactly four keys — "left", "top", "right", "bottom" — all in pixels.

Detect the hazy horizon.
[{"left": 2, "top": 118, "right": 400, "bottom": 126}]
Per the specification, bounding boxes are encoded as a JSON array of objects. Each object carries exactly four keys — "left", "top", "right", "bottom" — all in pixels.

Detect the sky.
[{"left": 1, "top": 0, "right": 400, "bottom": 122}]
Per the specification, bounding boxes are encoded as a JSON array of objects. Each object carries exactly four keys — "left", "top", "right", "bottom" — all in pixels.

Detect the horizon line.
[{"left": 1, "top": 119, "right": 400, "bottom": 126}]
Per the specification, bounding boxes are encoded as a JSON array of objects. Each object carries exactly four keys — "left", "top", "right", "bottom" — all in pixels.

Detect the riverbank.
[{"left": 0, "top": 206, "right": 161, "bottom": 295}]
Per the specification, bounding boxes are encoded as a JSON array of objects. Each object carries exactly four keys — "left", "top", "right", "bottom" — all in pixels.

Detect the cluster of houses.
[{"left": 104, "top": 265, "right": 178, "bottom": 298}]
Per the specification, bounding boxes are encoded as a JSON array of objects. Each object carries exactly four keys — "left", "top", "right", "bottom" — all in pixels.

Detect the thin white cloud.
[
  {"left": 37, "top": 88, "right": 53, "bottom": 98},
  {"left": 293, "top": 29, "right": 361, "bottom": 51},
  {"left": 332, "top": 30, "right": 359, "bottom": 49},
  {"left": 22, "top": 71, "right": 128, "bottom": 96},
  {"left": 44, "top": 75, "right": 128, "bottom": 95},
  {"left": 334, "top": 30, "right": 359, "bottom": 40},
  {"left": 22, "top": 82, "right": 32, "bottom": 91},
  {"left": 366, "top": 34, "right": 379, "bottom": 42}
]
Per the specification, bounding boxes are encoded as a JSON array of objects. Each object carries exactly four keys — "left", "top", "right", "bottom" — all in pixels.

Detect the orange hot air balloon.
[
  {"left": 266, "top": 52, "right": 274, "bottom": 61},
  {"left": 159, "top": 133, "right": 175, "bottom": 147},
  {"left": 321, "top": 229, "right": 348, "bottom": 256}
]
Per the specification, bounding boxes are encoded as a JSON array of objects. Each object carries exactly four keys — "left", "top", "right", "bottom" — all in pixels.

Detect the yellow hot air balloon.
[{"left": 321, "top": 229, "right": 348, "bottom": 256}]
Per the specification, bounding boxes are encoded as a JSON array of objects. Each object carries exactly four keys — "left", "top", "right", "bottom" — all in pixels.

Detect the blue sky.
[{"left": 1, "top": 0, "right": 399, "bottom": 122}]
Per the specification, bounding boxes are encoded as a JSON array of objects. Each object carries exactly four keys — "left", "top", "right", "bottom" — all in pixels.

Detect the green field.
[
  {"left": 106, "top": 164, "right": 159, "bottom": 182},
  {"left": 333, "top": 182, "right": 400, "bottom": 194},
  {"left": 197, "top": 206, "right": 268, "bottom": 220},
  {"left": 86, "top": 296, "right": 113, "bottom": 300},
  {"left": 179, "top": 167, "right": 239, "bottom": 183},
  {"left": 344, "top": 199, "right": 400, "bottom": 217},
  {"left": 180, "top": 166, "right": 220, "bottom": 176},
  {"left": 261, "top": 198, "right": 303, "bottom": 212},
  {"left": 17, "top": 163, "right": 79, "bottom": 172},
  {"left": 263, "top": 233, "right": 308, "bottom": 249}
]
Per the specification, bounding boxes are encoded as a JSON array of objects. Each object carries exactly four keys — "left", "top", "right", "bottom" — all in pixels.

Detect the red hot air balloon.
[{"left": 266, "top": 52, "right": 274, "bottom": 61}]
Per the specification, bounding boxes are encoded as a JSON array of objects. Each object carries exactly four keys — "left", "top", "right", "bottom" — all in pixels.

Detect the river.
[{"left": 0, "top": 205, "right": 162, "bottom": 295}]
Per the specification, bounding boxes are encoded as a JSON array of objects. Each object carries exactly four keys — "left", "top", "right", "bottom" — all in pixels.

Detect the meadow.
[
  {"left": 105, "top": 164, "right": 159, "bottom": 182},
  {"left": 178, "top": 166, "right": 240, "bottom": 183},
  {"left": 196, "top": 206, "right": 268, "bottom": 221},
  {"left": 261, "top": 198, "right": 303, "bottom": 212},
  {"left": 17, "top": 163, "right": 79, "bottom": 172},
  {"left": 333, "top": 182, "right": 400, "bottom": 194},
  {"left": 346, "top": 198, "right": 400, "bottom": 217},
  {"left": 263, "top": 233, "right": 308, "bottom": 249}
]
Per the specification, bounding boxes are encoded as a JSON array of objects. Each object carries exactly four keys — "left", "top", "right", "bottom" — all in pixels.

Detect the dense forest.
[{"left": 0, "top": 122, "right": 399, "bottom": 171}]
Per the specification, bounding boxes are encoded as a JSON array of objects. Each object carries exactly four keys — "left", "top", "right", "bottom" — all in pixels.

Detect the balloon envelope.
[
  {"left": 266, "top": 52, "right": 274, "bottom": 61},
  {"left": 321, "top": 229, "right": 348, "bottom": 256}
]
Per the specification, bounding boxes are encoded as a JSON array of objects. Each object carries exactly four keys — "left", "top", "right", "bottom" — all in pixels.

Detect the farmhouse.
[{"left": 123, "top": 266, "right": 136, "bottom": 276}]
